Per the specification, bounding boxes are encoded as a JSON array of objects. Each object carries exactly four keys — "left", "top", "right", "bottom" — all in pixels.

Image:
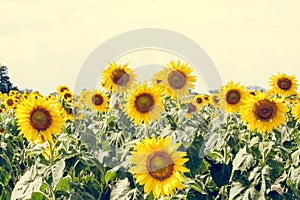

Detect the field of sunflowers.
[{"left": 1, "top": 60, "right": 300, "bottom": 200}]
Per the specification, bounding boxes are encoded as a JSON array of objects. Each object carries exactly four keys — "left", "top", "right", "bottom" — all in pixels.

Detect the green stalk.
[
  {"left": 48, "top": 139, "right": 54, "bottom": 166},
  {"left": 145, "top": 124, "right": 149, "bottom": 138}
]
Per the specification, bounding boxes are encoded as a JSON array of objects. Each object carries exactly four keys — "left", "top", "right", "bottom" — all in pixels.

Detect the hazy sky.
[{"left": 1, "top": 0, "right": 300, "bottom": 95}]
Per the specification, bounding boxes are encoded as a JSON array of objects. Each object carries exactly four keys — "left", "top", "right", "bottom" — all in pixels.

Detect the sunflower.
[
  {"left": 209, "top": 94, "right": 221, "bottom": 108},
  {"left": 269, "top": 73, "right": 298, "bottom": 97},
  {"left": 101, "top": 62, "right": 136, "bottom": 93},
  {"left": 184, "top": 102, "right": 198, "bottom": 118},
  {"left": 4, "top": 96, "right": 17, "bottom": 110},
  {"left": 79, "top": 90, "right": 89, "bottom": 102},
  {"left": 58, "top": 103, "right": 74, "bottom": 121},
  {"left": 60, "top": 90, "right": 74, "bottom": 102},
  {"left": 129, "top": 136, "right": 189, "bottom": 198},
  {"left": 15, "top": 96, "right": 65, "bottom": 142},
  {"left": 0, "top": 107, "right": 7, "bottom": 114},
  {"left": 45, "top": 94, "right": 58, "bottom": 102},
  {"left": 288, "top": 94, "right": 300, "bottom": 105},
  {"left": 152, "top": 60, "right": 196, "bottom": 99},
  {"left": 292, "top": 102, "right": 300, "bottom": 123},
  {"left": 125, "top": 83, "right": 164, "bottom": 125},
  {"left": 72, "top": 103, "right": 84, "bottom": 119},
  {"left": 193, "top": 94, "right": 207, "bottom": 110},
  {"left": 219, "top": 81, "right": 248, "bottom": 113},
  {"left": 84, "top": 90, "right": 109, "bottom": 112},
  {"left": 0, "top": 126, "right": 5, "bottom": 134},
  {"left": 240, "top": 93, "right": 288, "bottom": 133},
  {"left": 57, "top": 85, "right": 70, "bottom": 95},
  {"left": 151, "top": 73, "right": 176, "bottom": 99},
  {"left": 9, "top": 90, "right": 18, "bottom": 96}
]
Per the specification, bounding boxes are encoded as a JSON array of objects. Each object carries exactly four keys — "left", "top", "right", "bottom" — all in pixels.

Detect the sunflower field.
[{"left": 1, "top": 60, "right": 300, "bottom": 200}]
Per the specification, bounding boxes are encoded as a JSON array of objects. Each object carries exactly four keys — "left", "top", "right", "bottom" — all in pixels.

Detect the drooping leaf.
[
  {"left": 51, "top": 160, "right": 66, "bottom": 189},
  {"left": 232, "top": 146, "right": 255, "bottom": 172},
  {"left": 110, "top": 178, "right": 131, "bottom": 200},
  {"left": 209, "top": 162, "right": 232, "bottom": 188},
  {"left": 11, "top": 165, "right": 43, "bottom": 200}
]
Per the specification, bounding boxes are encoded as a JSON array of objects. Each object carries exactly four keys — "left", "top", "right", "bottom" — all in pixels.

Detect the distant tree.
[{"left": 0, "top": 64, "right": 18, "bottom": 94}]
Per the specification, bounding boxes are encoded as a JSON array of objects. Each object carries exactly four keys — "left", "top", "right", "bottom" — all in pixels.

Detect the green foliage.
[{"left": 2, "top": 92, "right": 300, "bottom": 199}]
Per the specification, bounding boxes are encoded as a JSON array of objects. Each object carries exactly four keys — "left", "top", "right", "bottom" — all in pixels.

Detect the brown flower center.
[
  {"left": 92, "top": 94, "right": 104, "bottom": 106},
  {"left": 146, "top": 151, "right": 174, "bottom": 181},
  {"left": 7, "top": 99, "right": 14, "bottom": 106},
  {"left": 187, "top": 103, "right": 197, "bottom": 113},
  {"left": 167, "top": 70, "right": 187, "bottom": 89},
  {"left": 196, "top": 97, "right": 203, "bottom": 104},
  {"left": 111, "top": 69, "right": 130, "bottom": 86},
  {"left": 64, "top": 93, "right": 72, "bottom": 99},
  {"left": 277, "top": 78, "right": 292, "bottom": 90},
  {"left": 60, "top": 87, "right": 69, "bottom": 93},
  {"left": 213, "top": 96, "right": 219, "bottom": 104},
  {"left": 226, "top": 89, "right": 241, "bottom": 104},
  {"left": 134, "top": 93, "right": 155, "bottom": 113},
  {"left": 30, "top": 107, "right": 52, "bottom": 131},
  {"left": 254, "top": 99, "right": 277, "bottom": 121}
]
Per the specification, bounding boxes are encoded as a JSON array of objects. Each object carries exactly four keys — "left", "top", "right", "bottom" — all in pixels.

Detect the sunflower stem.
[
  {"left": 48, "top": 139, "right": 54, "bottom": 166},
  {"left": 145, "top": 124, "right": 149, "bottom": 138}
]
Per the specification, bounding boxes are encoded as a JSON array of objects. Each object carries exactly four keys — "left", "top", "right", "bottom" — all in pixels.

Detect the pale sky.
[{"left": 1, "top": 0, "right": 300, "bottom": 95}]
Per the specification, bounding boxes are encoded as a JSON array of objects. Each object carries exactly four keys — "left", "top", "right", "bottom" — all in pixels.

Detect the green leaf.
[
  {"left": 289, "top": 166, "right": 300, "bottom": 187},
  {"left": 80, "top": 128, "right": 96, "bottom": 149},
  {"left": 232, "top": 146, "right": 255, "bottom": 172},
  {"left": 229, "top": 182, "right": 246, "bottom": 200},
  {"left": 52, "top": 160, "right": 66, "bottom": 189},
  {"left": 0, "top": 169, "right": 11, "bottom": 186},
  {"left": 209, "top": 162, "right": 232, "bottom": 188},
  {"left": 105, "top": 169, "right": 116, "bottom": 184},
  {"left": 102, "top": 139, "right": 111, "bottom": 151},
  {"left": 56, "top": 176, "right": 71, "bottom": 191},
  {"left": 229, "top": 182, "right": 260, "bottom": 200},
  {"left": 0, "top": 154, "right": 12, "bottom": 172},
  {"left": 11, "top": 165, "right": 43, "bottom": 200},
  {"left": 186, "top": 135, "right": 204, "bottom": 177},
  {"left": 30, "top": 192, "right": 44, "bottom": 200},
  {"left": 187, "top": 188, "right": 209, "bottom": 200},
  {"left": 110, "top": 178, "right": 131, "bottom": 200}
]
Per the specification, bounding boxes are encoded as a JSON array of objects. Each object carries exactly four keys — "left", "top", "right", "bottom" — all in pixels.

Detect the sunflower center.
[
  {"left": 187, "top": 103, "right": 196, "bottom": 113},
  {"left": 134, "top": 93, "right": 154, "bottom": 113},
  {"left": 7, "top": 99, "right": 14, "bottom": 106},
  {"left": 146, "top": 151, "right": 174, "bottom": 181},
  {"left": 92, "top": 94, "right": 104, "bottom": 106},
  {"left": 254, "top": 99, "right": 277, "bottom": 121},
  {"left": 60, "top": 87, "right": 69, "bottom": 93},
  {"left": 30, "top": 107, "right": 52, "bottom": 131},
  {"left": 111, "top": 69, "right": 130, "bottom": 86},
  {"left": 64, "top": 93, "right": 72, "bottom": 99},
  {"left": 196, "top": 97, "right": 203, "bottom": 104},
  {"left": 277, "top": 78, "right": 292, "bottom": 90},
  {"left": 226, "top": 90, "right": 241, "bottom": 104},
  {"left": 167, "top": 70, "right": 187, "bottom": 89},
  {"left": 213, "top": 96, "right": 219, "bottom": 104}
]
